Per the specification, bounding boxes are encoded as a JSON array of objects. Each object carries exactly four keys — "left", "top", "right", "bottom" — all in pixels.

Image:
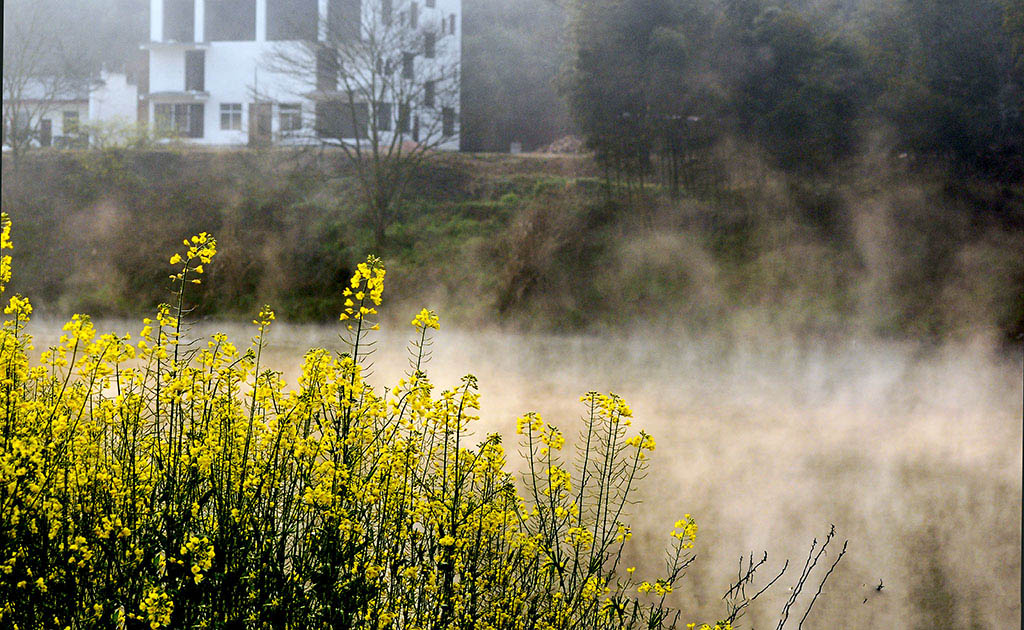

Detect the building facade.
[
  {"left": 89, "top": 72, "right": 142, "bottom": 129},
  {"left": 2, "top": 80, "right": 90, "bottom": 150},
  {"left": 145, "top": 0, "right": 460, "bottom": 147},
  {"left": 3, "top": 69, "right": 145, "bottom": 152}
]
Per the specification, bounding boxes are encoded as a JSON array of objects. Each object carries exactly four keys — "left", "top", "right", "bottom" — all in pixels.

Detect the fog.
[
  {"left": 26, "top": 319, "right": 1023, "bottom": 627},
  {"left": 6, "top": 0, "right": 1022, "bottom": 624}
]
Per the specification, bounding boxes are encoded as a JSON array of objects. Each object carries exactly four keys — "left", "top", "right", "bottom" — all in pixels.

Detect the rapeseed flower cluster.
[{"left": 0, "top": 214, "right": 742, "bottom": 629}]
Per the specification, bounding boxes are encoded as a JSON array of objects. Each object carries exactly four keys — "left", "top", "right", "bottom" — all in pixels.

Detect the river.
[{"left": 23, "top": 318, "right": 1023, "bottom": 628}]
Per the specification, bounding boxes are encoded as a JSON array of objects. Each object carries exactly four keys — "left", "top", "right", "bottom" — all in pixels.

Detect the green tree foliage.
[
  {"left": 732, "top": 6, "right": 870, "bottom": 170},
  {"left": 568, "top": 0, "right": 871, "bottom": 183},
  {"left": 865, "top": 0, "right": 1021, "bottom": 170},
  {"left": 567, "top": 0, "right": 1023, "bottom": 181},
  {"left": 461, "top": 0, "right": 572, "bottom": 152},
  {"left": 569, "top": 0, "right": 717, "bottom": 190}
]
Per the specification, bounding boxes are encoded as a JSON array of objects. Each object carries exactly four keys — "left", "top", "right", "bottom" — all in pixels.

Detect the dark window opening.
[
  {"left": 164, "top": 0, "right": 195, "bottom": 41},
  {"left": 63, "top": 111, "right": 80, "bottom": 135},
  {"left": 267, "top": 0, "right": 318, "bottom": 40},
  {"left": 402, "top": 52, "right": 415, "bottom": 80},
  {"left": 449, "top": 13, "right": 455, "bottom": 35},
  {"left": 424, "top": 31, "right": 435, "bottom": 58},
  {"left": 220, "top": 103, "right": 242, "bottom": 129},
  {"left": 381, "top": 0, "right": 392, "bottom": 25},
  {"left": 442, "top": 106, "right": 454, "bottom": 137},
  {"left": 185, "top": 50, "right": 205, "bottom": 91},
  {"left": 316, "top": 46, "right": 339, "bottom": 92},
  {"left": 410, "top": 2, "right": 418, "bottom": 28},
  {"left": 316, "top": 100, "right": 368, "bottom": 139},
  {"left": 398, "top": 102, "right": 410, "bottom": 133},
  {"left": 280, "top": 103, "right": 303, "bottom": 131},
  {"left": 424, "top": 81, "right": 435, "bottom": 108},
  {"left": 426, "top": 0, "right": 435, "bottom": 8},
  {"left": 154, "top": 104, "right": 171, "bottom": 131},
  {"left": 39, "top": 119, "right": 52, "bottom": 147},
  {"left": 376, "top": 102, "right": 392, "bottom": 131},
  {"left": 205, "top": 0, "right": 256, "bottom": 41},
  {"left": 328, "top": 0, "right": 361, "bottom": 41},
  {"left": 412, "top": 114, "right": 419, "bottom": 142},
  {"left": 155, "top": 103, "right": 204, "bottom": 138},
  {"left": 249, "top": 102, "right": 272, "bottom": 144}
]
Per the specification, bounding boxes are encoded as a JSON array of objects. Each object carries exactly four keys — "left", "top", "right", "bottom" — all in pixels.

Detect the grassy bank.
[{"left": 2, "top": 148, "right": 1022, "bottom": 342}]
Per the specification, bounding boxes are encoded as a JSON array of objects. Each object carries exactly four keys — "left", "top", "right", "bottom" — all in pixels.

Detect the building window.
[
  {"left": 63, "top": 111, "right": 80, "bottom": 135},
  {"left": 39, "top": 119, "right": 52, "bottom": 147},
  {"left": 185, "top": 50, "right": 205, "bottom": 91},
  {"left": 423, "top": 81, "right": 435, "bottom": 108},
  {"left": 381, "top": 0, "right": 392, "bottom": 25},
  {"left": 267, "top": 0, "right": 318, "bottom": 40},
  {"left": 279, "top": 103, "right": 302, "bottom": 131},
  {"left": 316, "top": 100, "right": 368, "bottom": 138},
  {"left": 164, "top": 0, "right": 195, "bottom": 41},
  {"left": 220, "top": 103, "right": 242, "bottom": 130},
  {"left": 402, "top": 52, "right": 415, "bottom": 80},
  {"left": 409, "top": 2, "right": 418, "bottom": 28},
  {"left": 398, "top": 102, "right": 410, "bottom": 133},
  {"left": 442, "top": 106, "right": 455, "bottom": 137},
  {"left": 424, "top": 32, "right": 435, "bottom": 58},
  {"left": 426, "top": 0, "right": 435, "bottom": 7},
  {"left": 328, "top": 0, "right": 361, "bottom": 41},
  {"left": 155, "top": 103, "right": 204, "bottom": 138},
  {"left": 449, "top": 13, "right": 455, "bottom": 35},
  {"left": 206, "top": 0, "right": 256, "bottom": 41},
  {"left": 376, "top": 102, "right": 392, "bottom": 131},
  {"left": 317, "top": 46, "right": 339, "bottom": 92}
]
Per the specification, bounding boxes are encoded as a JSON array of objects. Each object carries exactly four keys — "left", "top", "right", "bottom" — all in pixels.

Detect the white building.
[
  {"left": 3, "top": 71, "right": 142, "bottom": 151},
  {"left": 144, "top": 0, "right": 461, "bottom": 148},
  {"left": 89, "top": 72, "right": 141, "bottom": 126},
  {"left": 2, "top": 79, "right": 90, "bottom": 149}
]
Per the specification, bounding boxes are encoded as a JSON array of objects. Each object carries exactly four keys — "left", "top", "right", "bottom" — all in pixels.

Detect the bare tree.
[
  {"left": 263, "top": 0, "right": 460, "bottom": 245},
  {"left": 2, "top": 0, "right": 92, "bottom": 163}
]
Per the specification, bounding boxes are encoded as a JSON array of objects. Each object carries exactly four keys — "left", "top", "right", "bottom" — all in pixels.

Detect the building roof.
[{"left": 3, "top": 77, "right": 91, "bottom": 103}]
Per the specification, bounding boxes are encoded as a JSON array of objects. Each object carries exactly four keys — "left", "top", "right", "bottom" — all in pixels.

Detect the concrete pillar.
[
  {"left": 151, "top": 0, "right": 164, "bottom": 41},
  {"left": 256, "top": 0, "right": 267, "bottom": 41},
  {"left": 195, "top": 0, "right": 205, "bottom": 41},
  {"left": 318, "top": 0, "right": 329, "bottom": 41}
]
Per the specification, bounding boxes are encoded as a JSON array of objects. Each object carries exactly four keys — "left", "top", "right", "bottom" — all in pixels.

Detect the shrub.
[{"left": 0, "top": 213, "right": 837, "bottom": 629}]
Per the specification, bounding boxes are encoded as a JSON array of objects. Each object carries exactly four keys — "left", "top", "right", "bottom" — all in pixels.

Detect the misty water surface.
[{"left": 26, "top": 319, "right": 1023, "bottom": 628}]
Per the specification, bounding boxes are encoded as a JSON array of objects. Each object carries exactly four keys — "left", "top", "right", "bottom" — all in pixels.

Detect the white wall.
[
  {"left": 144, "top": 0, "right": 461, "bottom": 147},
  {"left": 149, "top": 48, "right": 187, "bottom": 93},
  {"left": 46, "top": 104, "right": 90, "bottom": 139},
  {"left": 151, "top": 0, "right": 164, "bottom": 41},
  {"left": 89, "top": 72, "right": 139, "bottom": 125},
  {"left": 2, "top": 101, "right": 89, "bottom": 148}
]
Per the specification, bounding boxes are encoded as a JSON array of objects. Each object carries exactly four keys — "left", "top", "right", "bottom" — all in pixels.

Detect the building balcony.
[
  {"left": 146, "top": 90, "right": 210, "bottom": 102},
  {"left": 140, "top": 41, "right": 210, "bottom": 50}
]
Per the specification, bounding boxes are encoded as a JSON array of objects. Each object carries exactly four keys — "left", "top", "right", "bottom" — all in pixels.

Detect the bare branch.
[{"left": 260, "top": 0, "right": 459, "bottom": 244}]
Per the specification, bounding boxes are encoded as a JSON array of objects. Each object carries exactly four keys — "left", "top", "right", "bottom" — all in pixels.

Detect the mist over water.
[{"left": 26, "top": 318, "right": 1022, "bottom": 627}]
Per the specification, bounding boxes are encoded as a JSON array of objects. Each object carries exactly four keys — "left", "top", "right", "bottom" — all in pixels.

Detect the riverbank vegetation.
[{"left": 2, "top": 150, "right": 1022, "bottom": 343}]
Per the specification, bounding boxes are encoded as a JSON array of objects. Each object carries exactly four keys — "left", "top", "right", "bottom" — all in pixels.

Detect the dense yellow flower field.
[{"left": 0, "top": 212, "right": 745, "bottom": 629}]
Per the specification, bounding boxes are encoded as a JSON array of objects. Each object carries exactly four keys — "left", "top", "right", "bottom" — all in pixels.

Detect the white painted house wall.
[
  {"left": 145, "top": 0, "right": 461, "bottom": 147},
  {"left": 89, "top": 72, "right": 140, "bottom": 125},
  {"left": 2, "top": 79, "right": 90, "bottom": 150}
]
